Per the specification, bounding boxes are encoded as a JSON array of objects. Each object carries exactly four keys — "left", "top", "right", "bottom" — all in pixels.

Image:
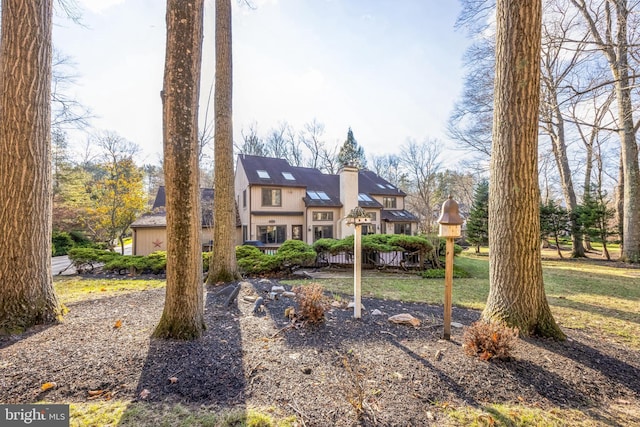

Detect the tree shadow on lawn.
[
  {"left": 549, "top": 296, "right": 640, "bottom": 325},
  {"left": 133, "top": 290, "right": 246, "bottom": 406}
]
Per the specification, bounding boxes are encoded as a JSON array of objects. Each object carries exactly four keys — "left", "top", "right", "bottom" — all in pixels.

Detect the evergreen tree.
[
  {"left": 338, "top": 127, "right": 367, "bottom": 169},
  {"left": 578, "top": 187, "right": 616, "bottom": 261},
  {"left": 466, "top": 180, "right": 489, "bottom": 253},
  {"left": 540, "top": 200, "right": 569, "bottom": 258}
]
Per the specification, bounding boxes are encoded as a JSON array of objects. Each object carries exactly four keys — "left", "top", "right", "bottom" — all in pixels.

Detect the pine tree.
[
  {"left": 540, "top": 200, "right": 569, "bottom": 258},
  {"left": 578, "top": 187, "right": 616, "bottom": 261},
  {"left": 338, "top": 127, "right": 367, "bottom": 169},
  {"left": 466, "top": 180, "right": 489, "bottom": 253}
]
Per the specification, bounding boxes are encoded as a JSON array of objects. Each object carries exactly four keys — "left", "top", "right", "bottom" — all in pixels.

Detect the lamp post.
[
  {"left": 437, "top": 195, "right": 464, "bottom": 340},
  {"left": 346, "top": 206, "right": 371, "bottom": 319}
]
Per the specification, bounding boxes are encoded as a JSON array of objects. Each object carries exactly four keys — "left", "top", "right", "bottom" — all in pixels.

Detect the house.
[
  {"left": 130, "top": 186, "right": 217, "bottom": 256},
  {"left": 235, "top": 154, "right": 419, "bottom": 246}
]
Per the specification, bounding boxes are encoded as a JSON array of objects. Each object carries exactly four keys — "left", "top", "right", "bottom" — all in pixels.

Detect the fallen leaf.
[
  {"left": 139, "top": 389, "right": 150, "bottom": 399},
  {"left": 168, "top": 377, "right": 178, "bottom": 384},
  {"left": 88, "top": 390, "right": 104, "bottom": 396},
  {"left": 100, "top": 288, "right": 107, "bottom": 292},
  {"left": 114, "top": 319, "right": 123, "bottom": 329},
  {"left": 41, "top": 382, "right": 57, "bottom": 391}
]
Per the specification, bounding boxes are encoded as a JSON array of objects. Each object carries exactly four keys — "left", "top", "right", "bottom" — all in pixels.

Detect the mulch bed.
[{"left": 1, "top": 277, "right": 639, "bottom": 426}]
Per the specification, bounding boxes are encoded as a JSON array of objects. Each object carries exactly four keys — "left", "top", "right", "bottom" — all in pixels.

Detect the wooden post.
[
  {"left": 443, "top": 237, "right": 454, "bottom": 340},
  {"left": 354, "top": 223, "right": 362, "bottom": 319}
]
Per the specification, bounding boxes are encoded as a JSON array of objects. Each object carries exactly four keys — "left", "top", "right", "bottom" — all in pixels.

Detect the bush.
[
  {"left": 275, "top": 240, "right": 316, "bottom": 270},
  {"left": 52, "top": 231, "right": 74, "bottom": 256},
  {"left": 293, "top": 283, "right": 329, "bottom": 323},
  {"left": 67, "top": 248, "right": 122, "bottom": 272},
  {"left": 463, "top": 320, "right": 518, "bottom": 361},
  {"left": 236, "top": 245, "right": 277, "bottom": 275}
]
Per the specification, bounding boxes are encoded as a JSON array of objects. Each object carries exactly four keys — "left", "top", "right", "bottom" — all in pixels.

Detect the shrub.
[
  {"left": 463, "top": 320, "right": 518, "bottom": 361},
  {"left": 236, "top": 245, "right": 277, "bottom": 275},
  {"left": 293, "top": 283, "right": 329, "bottom": 323},
  {"left": 275, "top": 240, "right": 316, "bottom": 270},
  {"left": 52, "top": 231, "right": 74, "bottom": 256},
  {"left": 67, "top": 248, "right": 121, "bottom": 273}
]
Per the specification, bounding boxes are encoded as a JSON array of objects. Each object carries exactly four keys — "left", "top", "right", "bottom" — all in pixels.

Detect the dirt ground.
[{"left": 1, "top": 277, "right": 639, "bottom": 426}]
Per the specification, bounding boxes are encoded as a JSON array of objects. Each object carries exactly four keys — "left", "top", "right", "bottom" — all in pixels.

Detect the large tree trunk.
[
  {"left": 571, "top": 0, "right": 640, "bottom": 263},
  {"left": 484, "top": 0, "right": 564, "bottom": 339},
  {"left": 0, "top": 0, "right": 62, "bottom": 333},
  {"left": 153, "top": 0, "right": 205, "bottom": 339},
  {"left": 207, "top": 0, "right": 240, "bottom": 284}
]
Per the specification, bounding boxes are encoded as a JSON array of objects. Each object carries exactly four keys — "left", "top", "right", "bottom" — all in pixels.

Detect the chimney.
[{"left": 339, "top": 165, "right": 359, "bottom": 238}]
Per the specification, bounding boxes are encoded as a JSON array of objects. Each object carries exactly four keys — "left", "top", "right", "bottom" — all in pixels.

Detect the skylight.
[
  {"left": 358, "top": 193, "right": 373, "bottom": 202},
  {"left": 308, "top": 190, "right": 330, "bottom": 200},
  {"left": 377, "top": 184, "right": 385, "bottom": 188},
  {"left": 386, "top": 184, "right": 395, "bottom": 189},
  {"left": 257, "top": 170, "right": 270, "bottom": 179},
  {"left": 282, "top": 172, "right": 295, "bottom": 180}
]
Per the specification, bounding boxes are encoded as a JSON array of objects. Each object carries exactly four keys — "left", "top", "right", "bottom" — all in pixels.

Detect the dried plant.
[
  {"left": 463, "top": 320, "right": 518, "bottom": 361},
  {"left": 340, "top": 350, "right": 376, "bottom": 423},
  {"left": 293, "top": 283, "right": 329, "bottom": 324}
]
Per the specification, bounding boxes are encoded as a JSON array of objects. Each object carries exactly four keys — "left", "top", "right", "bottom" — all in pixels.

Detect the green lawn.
[{"left": 284, "top": 252, "right": 640, "bottom": 349}]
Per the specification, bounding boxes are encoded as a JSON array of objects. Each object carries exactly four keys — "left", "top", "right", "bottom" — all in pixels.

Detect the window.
[
  {"left": 394, "top": 223, "right": 411, "bottom": 235},
  {"left": 358, "top": 193, "right": 373, "bottom": 202},
  {"left": 242, "top": 189, "right": 246, "bottom": 208},
  {"left": 261, "top": 188, "right": 281, "bottom": 206},
  {"left": 257, "top": 225, "right": 286, "bottom": 244},
  {"left": 292, "top": 225, "right": 303, "bottom": 240},
  {"left": 368, "top": 212, "right": 377, "bottom": 221},
  {"left": 257, "top": 170, "right": 270, "bottom": 179},
  {"left": 307, "top": 190, "right": 330, "bottom": 200},
  {"left": 384, "top": 197, "right": 397, "bottom": 208},
  {"left": 362, "top": 224, "right": 375, "bottom": 235},
  {"left": 282, "top": 172, "right": 295, "bottom": 180},
  {"left": 313, "top": 225, "right": 333, "bottom": 241},
  {"left": 242, "top": 225, "right": 248, "bottom": 242},
  {"left": 312, "top": 211, "right": 333, "bottom": 221},
  {"left": 377, "top": 183, "right": 385, "bottom": 188}
]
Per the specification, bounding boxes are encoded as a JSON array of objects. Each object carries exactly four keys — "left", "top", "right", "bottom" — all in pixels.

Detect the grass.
[
  {"left": 48, "top": 252, "right": 640, "bottom": 426},
  {"left": 53, "top": 276, "right": 165, "bottom": 304},
  {"left": 68, "top": 401, "right": 296, "bottom": 427},
  {"left": 284, "top": 250, "right": 640, "bottom": 348}
]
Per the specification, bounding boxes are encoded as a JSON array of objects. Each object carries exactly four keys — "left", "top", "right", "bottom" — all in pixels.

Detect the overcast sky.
[{"left": 53, "top": 0, "right": 470, "bottom": 166}]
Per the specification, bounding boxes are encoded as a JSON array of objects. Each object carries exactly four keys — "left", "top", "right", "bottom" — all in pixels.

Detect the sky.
[{"left": 53, "top": 0, "right": 471, "bottom": 166}]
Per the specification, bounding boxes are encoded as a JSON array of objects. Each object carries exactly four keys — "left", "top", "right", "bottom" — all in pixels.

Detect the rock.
[
  {"left": 243, "top": 295, "right": 257, "bottom": 302},
  {"left": 268, "top": 292, "right": 278, "bottom": 300},
  {"left": 259, "top": 278, "right": 271, "bottom": 284},
  {"left": 281, "top": 291, "right": 296, "bottom": 298},
  {"left": 388, "top": 313, "right": 421, "bottom": 327},
  {"left": 289, "top": 353, "right": 301, "bottom": 360},
  {"left": 451, "top": 322, "right": 464, "bottom": 328},
  {"left": 271, "top": 285, "right": 286, "bottom": 293},
  {"left": 252, "top": 297, "right": 265, "bottom": 314},
  {"left": 331, "top": 301, "right": 343, "bottom": 308},
  {"left": 371, "top": 309, "right": 384, "bottom": 316}
]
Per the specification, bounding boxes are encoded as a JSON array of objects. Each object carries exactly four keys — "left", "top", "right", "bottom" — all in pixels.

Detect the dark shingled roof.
[
  {"left": 380, "top": 209, "right": 419, "bottom": 222},
  {"left": 134, "top": 186, "right": 240, "bottom": 228},
  {"left": 237, "top": 154, "right": 405, "bottom": 209}
]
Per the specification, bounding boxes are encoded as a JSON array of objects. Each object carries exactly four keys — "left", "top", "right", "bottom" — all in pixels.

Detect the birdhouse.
[{"left": 437, "top": 195, "right": 463, "bottom": 238}]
